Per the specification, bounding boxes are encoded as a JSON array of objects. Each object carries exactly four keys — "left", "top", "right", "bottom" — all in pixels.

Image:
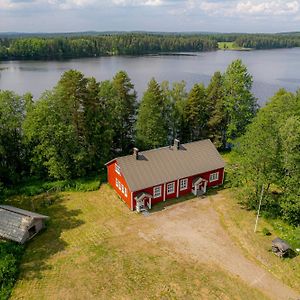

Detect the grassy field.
[
  {"left": 9, "top": 185, "right": 273, "bottom": 300},
  {"left": 218, "top": 42, "right": 251, "bottom": 51},
  {"left": 213, "top": 189, "right": 300, "bottom": 292}
]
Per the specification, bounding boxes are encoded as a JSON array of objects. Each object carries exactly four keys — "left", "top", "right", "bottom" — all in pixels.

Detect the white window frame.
[
  {"left": 180, "top": 178, "right": 188, "bottom": 191},
  {"left": 167, "top": 182, "right": 175, "bottom": 195},
  {"left": 116, "top": 178, "right": 119, "bottom": 188},
  {"left": 115, "top": 163, "right": 121, "bottom": 175},
  {"left": 124, "top": 188, "right": 127, "bottom": 197},
  {"left": 209, "top": 172, "right": 219, "bottom": 182},
  {"left": 121, "top": 184, "right": 125, "bottom": 194},
  {"left": 153, "top": 186, "right": 162, "bottom": 198}
]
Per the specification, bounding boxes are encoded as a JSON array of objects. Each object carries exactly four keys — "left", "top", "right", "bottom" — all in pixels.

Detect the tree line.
[
  {"left": 1, "top": 59, "right": 299, "bottom": 225},
  {"left": 0, "top": 59, "right": 256, "bottom": 183},
  {"left": 1, "top": 32, "right": 300, "bottom": 60},
  {"left": 0, "top": 34, "right": 217, "bottom": 60},
  {"left": 234, "top": 34, "right": 300, "bottom": 49}
]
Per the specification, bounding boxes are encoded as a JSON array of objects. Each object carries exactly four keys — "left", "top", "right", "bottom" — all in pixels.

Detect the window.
[
  {"left": 153, "top": 186, "right": 162, "bottom": 198},
  {"left": 121, "top": 184, "right": 125, "bottom": 194},
  {"left": 116, "top": 178, "right": 119, "bottom": 188},
  {"left": 167, "top": 182, "right": 175, "bottom": 194},
  {"left": 210, "top": 172, "right": 219, "bottom": 182},
  {"left": 115, "top": 163, "right": 121, "bottom": 175},
  {"left": 124, "top": 188, "right": 127, "bottom": 197},
  {"left": 180, "top": 178, "right": 188, "bottom": 191}
]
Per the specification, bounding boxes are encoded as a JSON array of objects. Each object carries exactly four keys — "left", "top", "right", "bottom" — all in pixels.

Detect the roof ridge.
[{"left": 113, "top": 139, "right": 212, "bottom": 161}]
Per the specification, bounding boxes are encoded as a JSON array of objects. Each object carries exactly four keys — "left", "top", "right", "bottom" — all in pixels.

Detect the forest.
[
  {"left": 0, "top": 34, "right": 217, "bottom": 59},
  {"left": 0, "top": 59, "right": 299, "bottom": 298},
  {"left": 0, "top": 59, "right": 299, "bottom": 226},
  {"left": 0, "top": 32, "right": 300, "bottom": 60}
]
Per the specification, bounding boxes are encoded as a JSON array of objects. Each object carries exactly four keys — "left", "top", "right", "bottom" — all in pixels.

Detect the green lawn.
[
  {"left": 9, "top": 185, "right": 269, "bottom": 300},
  {"left": 218, "top": 42, "right": 252, "bottom": 51},
  {"left": 214, "top": 189, "right": 300, "bottom": 293}
]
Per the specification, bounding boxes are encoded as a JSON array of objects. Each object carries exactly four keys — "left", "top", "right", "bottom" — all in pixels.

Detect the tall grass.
[{"left": 1, "top": 174, "right": 104, "bottom": 200}]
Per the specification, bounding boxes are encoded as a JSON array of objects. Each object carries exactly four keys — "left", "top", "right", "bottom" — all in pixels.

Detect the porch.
[
  {"left": 192, "top": 177, "right": 207, "bottom": 196},
  {"left": 135, "top": 192, "right": 152, "bottom": 212}
]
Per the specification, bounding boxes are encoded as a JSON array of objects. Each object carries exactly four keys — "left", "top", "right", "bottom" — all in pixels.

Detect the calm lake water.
[{"left": 1, "top": 48, "right": 300, "bottom": 104}]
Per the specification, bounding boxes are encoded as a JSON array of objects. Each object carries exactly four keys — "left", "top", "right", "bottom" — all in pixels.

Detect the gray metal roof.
[
  {"left": 114, "top": 139, "right": 225, "bottom": 191},
  {"left": 0, "top": 205, "right": 49, "bottom": 219},
  {"left": 272, "top": 238, "right": 291, "bottom": 251},
  {"left": 0, "top": 206, "right": 48, "bottom": 243}
]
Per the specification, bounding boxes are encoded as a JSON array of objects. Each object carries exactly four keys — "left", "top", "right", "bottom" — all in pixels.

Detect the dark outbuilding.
[
  {"left": 0, "top": 205, "right": 49, "bottom": 244},
  {"left": 272, "top": 237, "right": 291, "bottom": 257}
]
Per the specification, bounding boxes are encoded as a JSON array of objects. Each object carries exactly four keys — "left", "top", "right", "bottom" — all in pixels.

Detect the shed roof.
[
  {"left": 108, "top": 139, "right": 225, "bottom": 191},
  {"left": 0, "top": 205, "right": 49, "bottom": 219},
  {"left": 272, "top": 238, "right": 291, "bottom": 252},
  {"left": 0, "top": 205, "right": 49, "bottom": 243}
]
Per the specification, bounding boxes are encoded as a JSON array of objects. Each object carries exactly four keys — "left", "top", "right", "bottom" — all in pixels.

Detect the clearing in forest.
[{"left": 10, "top": 185, "right": 299, "bottom": 300}]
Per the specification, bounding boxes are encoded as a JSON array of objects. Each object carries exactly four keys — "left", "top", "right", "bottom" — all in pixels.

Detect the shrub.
[
  {"left": 262, "top": 227, "right": 271, "bottom": 236},
  {"left": 1, "top": 176, "right": 102, "bottom": 199},
  {"left": 0, "top": 241, "right": 24, "bottom": 300}
]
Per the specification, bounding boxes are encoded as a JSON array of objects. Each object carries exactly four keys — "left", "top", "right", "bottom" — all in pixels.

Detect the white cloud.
[
  {"left": 236, "top": 1, "right": 300, "bottom": 16},
  {"left": 57, "top": 0, "right": 97, "bottom": 10},
  {"left": 0, "top": 0, "right": 166, "bottom": 10},
  {"left": 181, "top": 0, "right": 300, "bottom": 17},
  {"left": 112, "top": 0, "right": 164, "bottom": 6}
]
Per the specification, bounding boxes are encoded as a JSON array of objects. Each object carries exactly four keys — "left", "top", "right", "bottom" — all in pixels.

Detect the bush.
[
  {"left": 0, "top": 241, "right": 24, "bottom": 300},
  {"left": 1, "top": 176, "right": 102, "bottom": 199},
  {"left": 262, "top": 227, "right": 271, "bottom": 236}
]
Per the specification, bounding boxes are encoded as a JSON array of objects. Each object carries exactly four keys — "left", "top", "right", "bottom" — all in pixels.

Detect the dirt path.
[{"left": 139, "top": 194, "right": 299, "bottom": 300}]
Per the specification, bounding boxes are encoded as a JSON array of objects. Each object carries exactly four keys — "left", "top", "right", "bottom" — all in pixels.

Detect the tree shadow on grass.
[{"left": 4, "top": 192, "right": 84, "bottom": 281}]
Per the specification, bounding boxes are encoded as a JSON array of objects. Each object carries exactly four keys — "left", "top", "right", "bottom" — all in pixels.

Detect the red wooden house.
[{"left": 106, "top": 139, "right": 225, "bottom": 211}]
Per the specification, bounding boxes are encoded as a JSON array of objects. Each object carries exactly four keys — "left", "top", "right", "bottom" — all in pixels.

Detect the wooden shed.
[
  {"left": 0, "top": 205, "right": 49, "bottom": 244},
  {"left": 272, "top": 237, "right": 291, "bottom": 257}
]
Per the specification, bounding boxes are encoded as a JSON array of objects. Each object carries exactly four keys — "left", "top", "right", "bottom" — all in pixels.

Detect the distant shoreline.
[{"left": 1, "top": 32, "right": 300, "bottom": 61}]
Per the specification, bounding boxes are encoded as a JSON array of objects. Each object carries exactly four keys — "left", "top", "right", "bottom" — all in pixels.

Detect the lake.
[{"left": 1, "top": 48, "right": 300, "bottom": 104}]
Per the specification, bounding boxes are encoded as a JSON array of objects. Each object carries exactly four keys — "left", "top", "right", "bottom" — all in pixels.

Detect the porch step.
[
  {"left": 142, "top": 210, "right": 150, "bottom": 217},
  {"left": 197, "top": 190, "right": 205, "bottom": 196}
]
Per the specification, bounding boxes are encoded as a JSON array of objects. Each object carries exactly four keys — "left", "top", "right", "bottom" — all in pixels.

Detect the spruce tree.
[
  {"left": 111, "top": 71, "right": 137, "bottom": 154},
  {"left": 207, "top": 72, "right": 226, "bottom": 148},
  {"left": 136, "top": 78, "right": 168, "bottom": 149},
  {"left": 184, "top": 83, "right": 209, "bottom": 141}
]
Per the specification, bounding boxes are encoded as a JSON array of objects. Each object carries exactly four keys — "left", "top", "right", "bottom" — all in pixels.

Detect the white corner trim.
[{"left": 222, "top": 169, "right": 225, "bottom": 185}]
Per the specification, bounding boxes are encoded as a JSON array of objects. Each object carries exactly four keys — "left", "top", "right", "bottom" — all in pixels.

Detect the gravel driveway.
[{"left": 139, "top": 194, "right": 299, "bottom": 300}]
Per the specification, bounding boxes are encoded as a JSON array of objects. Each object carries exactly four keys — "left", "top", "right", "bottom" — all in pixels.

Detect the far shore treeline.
[
  {"left": 0, "top": 59, "right": 299, "bottom": 226},
  {"left": 1, "top": 32, "right": 300, "bottom": 60}
]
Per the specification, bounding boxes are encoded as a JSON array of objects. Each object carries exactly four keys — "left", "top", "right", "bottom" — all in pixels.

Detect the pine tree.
[{"left": 136, "top": 78, "right": 168, "bottom": 149}]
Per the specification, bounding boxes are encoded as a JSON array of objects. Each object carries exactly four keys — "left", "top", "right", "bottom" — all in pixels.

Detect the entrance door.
[
  {"left": 144, "top": 197, "right": 152, "bottom": 209},
  {"left": 199, "top": 180, "right": 207, "bottom": 194}
]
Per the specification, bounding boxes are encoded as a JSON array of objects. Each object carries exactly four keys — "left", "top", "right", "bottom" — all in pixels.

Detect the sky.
[{"left": 1, "top": 0, "right": 300, "bottom": 33}]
